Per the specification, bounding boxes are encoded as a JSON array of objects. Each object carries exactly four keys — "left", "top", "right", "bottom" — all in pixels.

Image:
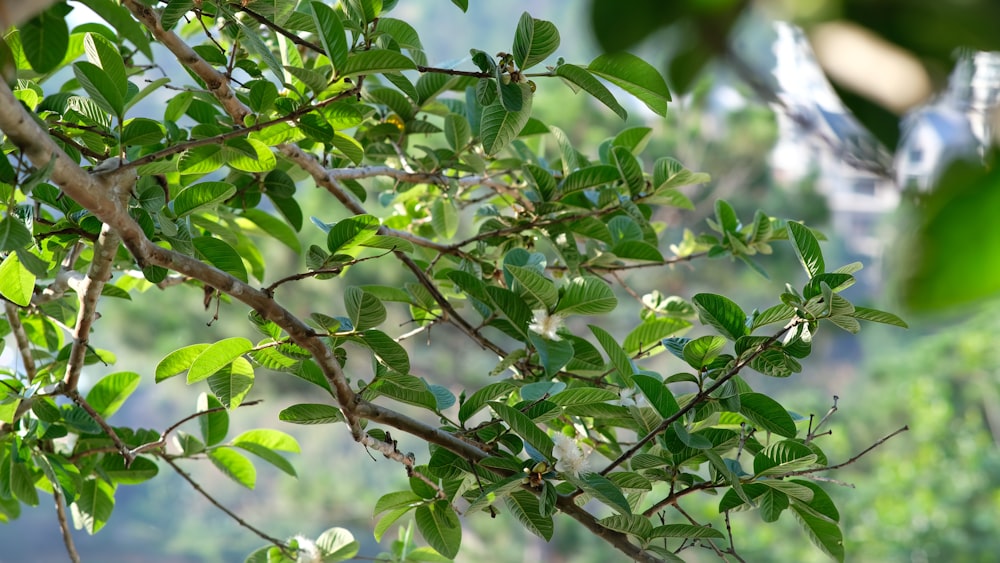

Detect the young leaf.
[
  {"left": 327, "top": 214, "right": 379, "bottom": 254},
  {"left": 206, "top": 358, "right": 255, "bottom": 409},
  {"left": 73, "top": 61, "right": 123, "bottom": 119},
  {"left": 587, "top": 52, "right": 671, "bottom": 116},
  {"left": 172, "top": 182, "right": 237, "bottom": 217},
  {"left": 590, "top": 325, "right": 634, "bottom": 387},
  {"left": 850, "top": 306, "right": 908, "bottom": 328},
  {"left": 507, "top": 265, "right": 558, "bottom": 310},
  {"left": 682, "top": 336, "right": 727, "bottom": 370},
  {"left": 344, "top": 287, "right": 387, "bottom": 331},
  {"left": 554, "top": 63, "right": 626, "bottom": 119},
  {"left": 458, "top": 381, "right": 516, "bottom": 423},
  {"left": 633, "top": 373, "right": 679, "bottom": 418},
  {"left": 316, "top": 527, "right": 360, "bottom": 561},
  {"left": 575, "top": 472, "right": 632, "bottom": 515},
  {"left": 512, "top": 12, "right": 560, "bottom": 70},
  {"left": 792, "top": 502, "right": 845, "bottom": 562}
]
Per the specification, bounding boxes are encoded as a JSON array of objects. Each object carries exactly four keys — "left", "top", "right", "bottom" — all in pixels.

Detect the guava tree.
[{"left": 0, "top": 1, "right": 906, "bottom": 561}]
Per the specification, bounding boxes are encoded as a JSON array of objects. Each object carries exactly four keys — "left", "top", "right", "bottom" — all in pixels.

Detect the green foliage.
[{"left": 0, "top": 3, "right": 906, "bottom": 563}]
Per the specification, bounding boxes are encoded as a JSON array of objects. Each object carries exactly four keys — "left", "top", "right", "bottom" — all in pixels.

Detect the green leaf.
[
  {"left": 548, "top": 387, "right": 618, "bottom": 406},
  {"left": 507, "top": 265, "right": 558, "bottom": 310},
  {"left": 559, "top": 164, "right": 620, "bottom": 194},
  {"left": 279, "top": 403, "right": 345, "bottom": 425},
  {"left": 208, "top": 447, "right": 256, "bottom": 489},
  {"left": 414, "top": 501, "right": 461, "bottom": 559},
  {"left": 310, "top": 1, "right": 348, "bottom": 73},
  {"left": 692, "top": 293, "right": 747, "bottom": 341},
  {"left": 587, "top": 52, "right": 670, "bottom": 116},
  {"left": 751, "top": 303, "right": 797, "bottom": 331},
  {"left": 0, "top": 216, "right": 34, "bottom": 251},
  {"left": 575, "top": 472, "right": 631, "bottom": 515},
  {"left": 374, "top": 490, "right": 423, "bottom": 516},
  {"left": 207, "top": 358, "right": 255, "bottom": 409},
  {"left": 753, "top": 440, "right": 818, "bottom": 476},
  {"left": 193, "top": 236, "right": 249, "bottom": 283},
  {"left": 0, "top": 252, "right": 36, "bottom": 306},
  {"left": 528, "top": 333, "right": 574, "bottom": 376},
  {"left": 155, "top": 344, "right": 211, "bottom": 382},
  {"left": 850, "top": 306, "right": 908, "bottom": 328},
  {"left": 99, "top": 455, "right": 159, "bottom": 485},
  {"left": 622, "top": 318, "right": 691, "bottom": 355},
  {"left": 555, "top": 277, "right": 617, "bottom": 315},
  {"left": 489, "top": 401, "right": 554, "bottom": 459},
  {"left": 9, "top": 461, "right": 38, "bottom": 506},
  {"left": 792, "top": 503, "right": 845, "bottom": 562},
  {"left": 791, "top": 480, "right": 840, "bottom": 522},
  {"left": 505, "top": 490, "right": 553, "bottom": 540},
  {"left": 72, "top": 478, "right": 114, "bottom": 534},
  {"left": 240, "top": 209, "right": 301, "bottom": 253},
  {"left": 73, "top": 61, "right": 123, "bottom": 119},
  {"left": 480, "top": 83, "right": 533, "bottom": 156},
  {"left": 316, "top": 527, "right": 360, "bottom": 561},
  {"left": 554, "top": 63, "right": 626, "bottom": 120},
  {"left": 20, "top": 7, "right": 69, "bottom": 74},
  {"left": 327, "top": 214, "right": 379, "bottom": 253},
  {"left": 682, "top": 336, "right": 727, "bottom": 370},
  {"left": 598, "top": 514, "right": 652, "bottom": 539},
  {"left": 84, "top": 33, "right": 127, "bottom": 100},
  {"left": 649, "top": 524, "right": 725, "bottom": 539},
  {"left": 353, "top": 329, "right": 410, "bottom": 374},
  {"left": 177, "top": 145, "right": 226, "bottom": 174},
  {"left": 739, "top": 392, "right": 797, "bottom": 438},
  {"left": 512, "top": 12, "right": 560, "bottom": 70},
  {"left": 121, "top": 118, "right": 166, "bottom": 146},
  {"left": 238, "top": 21, "right": 284, "bottom": 85},
  {"left": 187, "top": 337, "right": 253, "bottom": 384},
  {"left": 85, "top": 371, "right": 140, "bottom": 419},
  {"left": 458, "top": 381, "right": 516, "bottom": 423},
  {"left": 341, "top": 49, "right": 416, "bottom": 77},
  {"left": 444, "top": 113, "right": 471, "bottom": 151},
  {"left": 653, "top": 156, "right": 710, "bottom": 190},
  {"left": 590, "top": 325, "right": 634, "bottom": 387},
  {"left": 225, "top": 138, "right": 276, "bottom": 173},
  {"left": 633, "top": 373, "right": 679, "bottom": 418},
  {"left": 197, "top": 393, "right": 229, "bottom": 447},
  {"left": 430, "top": 198, "right": 459, "bottom": 239},
  {"left": 172, "top": 181, "right": 237, "bottom": 217},
  {"left": 344, "top": 287, "right": 387, "bottom": 331},
  {"left": 160, "top": 0, "right": 194, "bottom": 30},
  {"left": 787, "top": 221, "right": 825, "bottom": 278}
]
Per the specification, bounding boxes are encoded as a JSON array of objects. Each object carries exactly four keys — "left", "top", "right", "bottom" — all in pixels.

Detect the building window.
[{"left": 852, "top": 178, "right": 877, "bottom": 196}]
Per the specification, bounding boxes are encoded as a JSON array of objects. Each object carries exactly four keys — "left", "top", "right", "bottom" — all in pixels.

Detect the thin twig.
[
  {"left": 53, "top": 487, "right": 81, "bottom": 563},
  {"left": 64, "top": 388, "right": 133, "bottom": 463},
  {"left": 161, "top": 455, "right": 289, "bottom": 550},
  {"left": 782, "top": 425, "right": 909, "bottom": 478}
]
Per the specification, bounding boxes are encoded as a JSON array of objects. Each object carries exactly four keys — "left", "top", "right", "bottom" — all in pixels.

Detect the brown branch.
[
  {"left": 63, "top": 388, "right": 132, "bottom": 463},
  {"left": 161, "top": 455, "right": 289, "bottom": 550},
  {"left": 64, "top": 207, "right": 128, "bottom": 391},
  {"left": 121, "top": 0, "right": 250, "bottom": 123},
  {"left": 416, "top": 65, "right": 490, "bottom": 78},
  {"left": 4, "top": 301, "right": 37, "bottom": 382},
  {"left": 233, "top": 4, "right": 324, "bottom": 54},
  {"left": 52, "top": 487, "right": 81, "bottom": 563},
  {"left": 360, "top": 432, "right": 446, "bottom": 501}
]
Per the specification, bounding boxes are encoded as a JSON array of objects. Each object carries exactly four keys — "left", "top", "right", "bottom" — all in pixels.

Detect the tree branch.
[
  {"left": 4, "top": 301, "right": 36, "bottom": 382},
  {"left": 64, "top": 208, "right": 129, "bottom": 391},
  {"left": 63, "top": 387, "right": 132, "bottom": 462},
  {"left": 121, "top": 0, "right": 250, "bottom": 124},
  {"left": 52, "top": 486, "right": 81, "bottom": 563},
  {"left": 0, "top": 0, "right": 63, "bottom": 30},
  {"left": 781, "top": 425, "right": 909, "bottom": 478}
]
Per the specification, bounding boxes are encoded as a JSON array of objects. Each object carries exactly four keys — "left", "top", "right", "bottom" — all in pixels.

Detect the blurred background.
[{"left": 4, "top": 1, "right": 1000, "bottom": 561}]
